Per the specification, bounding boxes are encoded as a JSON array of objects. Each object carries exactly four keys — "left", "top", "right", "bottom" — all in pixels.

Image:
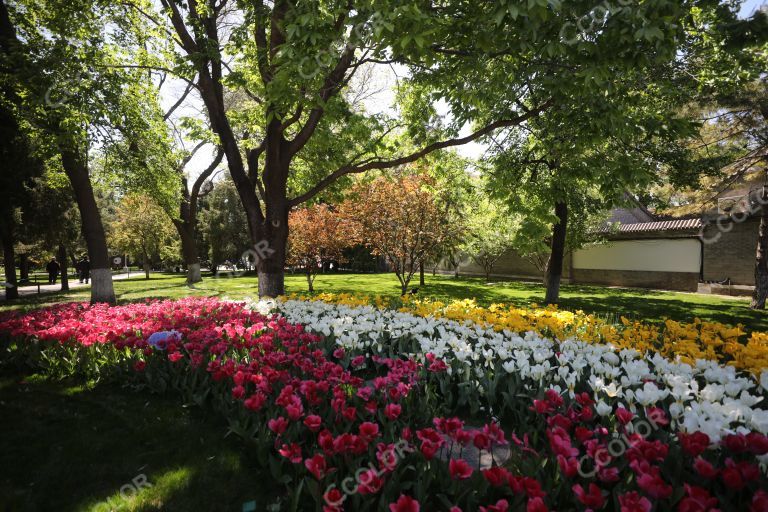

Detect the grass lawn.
[
  {"left": 2, "top": 271, "right": 766, "bottom": 331},
  {"left": 0, "top": 376, "right": 278, "bottom": 511}
]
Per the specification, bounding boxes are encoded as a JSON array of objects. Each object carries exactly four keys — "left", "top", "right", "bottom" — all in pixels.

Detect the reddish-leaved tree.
[
  {"left": 341, "top": 175, "right": 450, "bottom": 295},
  {"left": 287, "top": 204, "right": 351, "bottom": 292}
]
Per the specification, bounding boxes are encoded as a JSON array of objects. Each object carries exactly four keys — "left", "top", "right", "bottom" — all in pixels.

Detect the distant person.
[
  {"left": 77, "top": 256, "right": 91, "bottom": 284},
  {"left": 45, "top": 257, "right": 60, "bottom": 284}
]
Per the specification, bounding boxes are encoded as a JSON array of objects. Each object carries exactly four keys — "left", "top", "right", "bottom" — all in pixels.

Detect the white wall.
[{"left": 573, "top": 239, "right": 701, "bottom": 273}]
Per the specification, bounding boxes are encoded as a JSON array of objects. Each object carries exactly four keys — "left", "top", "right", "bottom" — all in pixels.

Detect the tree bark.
[
  {"left": 174, "top": 148, "right": 222, "bottom": 286},
  {"left": 751, "top": 187, "right": 768, "bottom": 309},
  {"left": 60, "top": 149, "right": 115, "bottom": 304},
  {"left": 173, "top": 219, "right": 201, "bottom": 285},
  {"left": 255, "top": 148, "right": 290, "bottom": 298},
  {"left": 58, "top": 244, "right": 69, "bottom": 291},
  {"left": 419, "top": 261, "right": 425, "bottom": 286},
  {"left": 306, "top": 267, "right": 314, "bottom": 292},
  {"left": 19, "top": 253, "right": 28, "bottom": 281},
  {"left": 544, "top": 201, "right": 568, "bottom": 305},
  {"left": 1, "top": 219, "right": 17, "bottom": 300}
]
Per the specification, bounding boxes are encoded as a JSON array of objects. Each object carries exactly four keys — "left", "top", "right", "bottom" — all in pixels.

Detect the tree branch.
[
  {"left": 159, "top": 0, "right": 198, "bottom": 54},
  {"left": 289, "top": 99, "right": 553, "bottom": 206},
  {"left": 189, "top": 146, "right": 224, "bottom": 220},
  {"left": 164, "top": 78, "right": 196, "bottom": 120},
  {"left": 178, "top": 141, "right": 207, "bottom": 172},
  {"left": 288, "top": 46, "right": 356, "bottom": 155},
  {"left": 96, "top": 64, "right": 198, "bottom": 89}
]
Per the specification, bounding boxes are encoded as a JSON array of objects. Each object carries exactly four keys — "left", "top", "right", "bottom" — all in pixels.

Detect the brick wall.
[
  {"left": 702, "top": 217, "right": 758, "bottom": 285},
  {"left": 572, "top": 269, "right": 699, "bottom": 292}
]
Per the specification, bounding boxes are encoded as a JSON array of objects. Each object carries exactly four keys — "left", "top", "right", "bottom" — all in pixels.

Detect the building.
[{"left": 447, "top": 196, "right": 761, "bottom": 293}]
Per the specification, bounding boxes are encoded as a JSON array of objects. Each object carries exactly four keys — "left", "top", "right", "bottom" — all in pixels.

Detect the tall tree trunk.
[
  {"left": 174, "top": 148, "right": 221, "bottom": 287},
  {"left": 751, "top": 187, "right": 768, "bottom": 309},
  {"left": 60, "top": 149, "right": 115, "bottom": 304},
  {"left": 306, "top": 267, "right": 314, "bottom": 292},
  {"left": 544, "top": 201, "right": 568, "bottom": 305},
  {"left": 58, "top": 244, "right": 69, "bottom": 291},
  {"left": 1, "top": 220, "right": 17, "bottom": 300},
  {"left": 419, "top": 261, "right": 425, "bottom": 286},
  {"left": 173, "top": 220, "right": 201, "bottom": 285},
  {"left": 256, "top": 216, "right": 288, "bottom": 297},
  {"left": 255, "top": 147, "right": 290, "bottom": 298},
  {"left": 19, "top": 253, "right": 28, "bottom": 281}
]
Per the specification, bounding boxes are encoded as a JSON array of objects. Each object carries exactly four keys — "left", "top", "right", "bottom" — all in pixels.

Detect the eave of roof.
[{"left": 614, "top": 218, "right": 703, "bottom": 233}]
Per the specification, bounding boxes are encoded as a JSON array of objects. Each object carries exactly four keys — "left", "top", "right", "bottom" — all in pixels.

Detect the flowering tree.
[
  {"left": 341, "top": 175, "right": 449, "bottom": 295},
  {"left": 287, "top": 204, "right": 351, "bottom": 292}
]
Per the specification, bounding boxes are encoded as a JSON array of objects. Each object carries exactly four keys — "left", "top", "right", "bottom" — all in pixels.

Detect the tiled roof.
[{"left": 615, "top": 218, "right": 703, "bottom": 233}]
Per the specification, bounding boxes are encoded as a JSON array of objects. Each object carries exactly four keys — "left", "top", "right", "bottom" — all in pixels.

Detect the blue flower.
[{"left": 147, "top": 330, "right": 180, "bottom": 351}]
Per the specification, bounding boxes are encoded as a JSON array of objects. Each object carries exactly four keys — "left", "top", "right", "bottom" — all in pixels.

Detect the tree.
[
  {"left": 287, "top": 204, "right": 351, "bottom": 292},
  {"left": 420, "top": 151, "right": 472, "bottom": 279},
  {"left": 21, "top": 176, "right": 82, "bottom": 292},
  {"left": 462, "top": 195, "right": 520, "bottom": 282},
  {"left": 341, "top": 174, "right": 450, "bottom": 295},
  {"left": 172, "top": 146, "right": 223, "bottom": 285},
  {"left": 0, "top": 0, "right": 166, "bottom": 303},
  {"left": 110, "top": 194, "right": 175, "bottom": 279},
  {"left": 145, "top": 0, "right": 697, "bottom": 297},
  {"left": 0, "top": 103, "right": 40, "bottom": 299},
  {"left": 200, "top": 177, "right": 252, "bottom": 275}
]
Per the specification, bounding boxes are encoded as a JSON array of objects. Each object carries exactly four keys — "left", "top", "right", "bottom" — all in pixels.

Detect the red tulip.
[
  {"left": 573, "top": 483, "right": 605, "bottom": 509},
  {"left": 449, "top": 459, "right": 473, "bottom": 480},
  {"left": 389, "top": 495, "right": 420, "bottom": 512},
  {"left": 618, "top": 491, "right": 651, "bottom": 512}
]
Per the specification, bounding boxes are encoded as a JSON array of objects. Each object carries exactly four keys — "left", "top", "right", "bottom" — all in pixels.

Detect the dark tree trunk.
[
  {"left": 255, "top": 213, "right": 288, "bottom": 298},
  {"left": 544, "top": 201, "right": 568, "bottom": 305},
  {"left": 175, "top": 148, "right": 221, "bottom": 286},
  {"left": 751, "top": 187, "right": 768, "bottom": 309},
  {"left": 1, "top": 221, "right": 17, "bottom": 300},
  {"left": 197, "top": 71, "right": 287, "bottom": 297},
  {"left": 58, "top": 244, "right": 69, "bottom": 291},
  {"left": 60, "top": 149, "right": 115, "bottom": 304},
  {"left": 174, "top": 219, "right": 201, "bottom": 285},
  {"left": 143, "top": 260, "right": 151, "bottom": 280},
  {"left": 306, "top": 267, "right": 314, "bottom": 292},
  {"left": 254, "top": 145, "right": 290, "bottom": 298},
  {"left": 19, "top": 253, "right": 28, "bottom": 281},
  {"left": 419, "top": 261, "right": 425, "bottom": 286}
]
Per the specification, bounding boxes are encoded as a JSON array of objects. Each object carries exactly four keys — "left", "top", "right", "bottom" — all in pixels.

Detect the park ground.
[
  {"left": 2, "top": 272, "right": 766, "bottom": 511},
  {"left": 1, "top": 271, "right": 765, "bottom": 331}
]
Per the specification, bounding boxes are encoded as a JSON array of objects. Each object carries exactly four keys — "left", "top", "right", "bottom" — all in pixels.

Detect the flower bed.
[
  {"left": 2, "top": 297, "right": 768, "bottom": 510},
  {"left": 286, "top": 293, "right": 768, "bottom": 375}
]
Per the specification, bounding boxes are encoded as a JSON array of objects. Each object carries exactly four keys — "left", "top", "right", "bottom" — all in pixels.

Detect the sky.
[
  {"left": 167, "top": 0, "right": 767, "bottom": 177},
  {"left": 741, "top": 0, "right": 767, "bottom": 17}
]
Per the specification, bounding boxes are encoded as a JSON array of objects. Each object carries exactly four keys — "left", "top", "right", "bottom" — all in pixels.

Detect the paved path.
[{"left": 0, "top": 272, "right": 133, "bottom": 300}]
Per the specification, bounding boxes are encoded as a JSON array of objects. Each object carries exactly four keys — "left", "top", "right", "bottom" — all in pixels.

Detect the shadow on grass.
[{"left": 0, "top": 375, "right": 277, "bottom": 511}]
